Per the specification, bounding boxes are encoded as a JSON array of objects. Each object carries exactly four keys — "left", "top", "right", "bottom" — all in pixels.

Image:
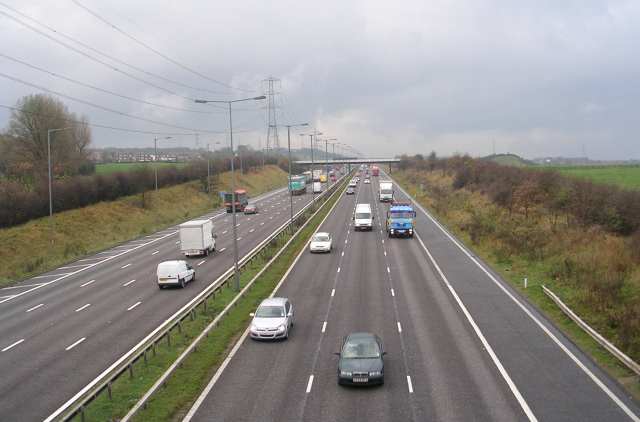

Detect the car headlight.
[
  {"left": 250, "top": 325, "right": 258, "bottom": 333},
  {"left": 277, "top": 324, "right": 286, "bottom": 332},
  {"left": 340, "top": 371, "right": 352, "bottom": 377},
  {"left": 369, "top": 371, "right": 382, "bottom": 377}
]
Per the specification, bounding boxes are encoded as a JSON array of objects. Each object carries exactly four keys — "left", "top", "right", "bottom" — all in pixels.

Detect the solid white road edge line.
[
  {"left": 2, "top": 339, "right": 25, "bottom": 352},
  {"left": 306, "top": 375, "right": 314, "bottom": 393},
  {"left": 407, "top": 375, "right": 414, "bottom": 393},
  {"left": 394, "top": 175, "right": 640, "bottom": 422},
  {"left": 415, "top": 233, "right": 537, "bottom": 422},
  {"left": 26, "top": 303, "right": 44, "bottom": 312},
  {"left": 397, "top": 321, "right": 402, "bottom": 333},
  {"left": 65, "top": 337, "right": 86, "bottom": 351},
  {"left": 322, "top": 321, "right": 327, "bottom": 333}
]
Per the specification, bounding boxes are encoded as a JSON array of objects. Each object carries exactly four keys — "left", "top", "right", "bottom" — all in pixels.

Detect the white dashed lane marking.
[
  {"left": 80, "top": 279, "right": 96, "bottom": 287},
  {"left": 407, "top": 375, "right": 414, "bottom": 393},
  {"left": 151, "top": 250, "right": 159, "bottom": 255},
  {"left": 331, "top": 288, "right": 335, "bottom": 297},
  {"left": 123, "top": 279, "right": 136, "bottom": 287},
  {"left": 65, "top": 337, "right": 86, "bottom": 351},
  {"left": 127, "top": 301, "right": 142, "bottom": 311},
  {"left": 121, "top": 263, "right": 131, "bottom": 269},
  {"left": 75, "top": 303, "right": 91, "bottom": 312},
  {"left": 322, "top": 321, "right": 327, "bottom": 333},
  {"left": 306, "top": 375, "right": 314, "bottom": 393},
  {"left": 2, "top": 339, "right": 24, "bottom": 352},
  {"left": 197, "top": 260, "right": 206, "bottom": 266},
  {"left": 391, "top": 288, "right": 395, "bottom": 297},
  {"left": 26, "top": 303, "right": 44, "bottom": 313}
]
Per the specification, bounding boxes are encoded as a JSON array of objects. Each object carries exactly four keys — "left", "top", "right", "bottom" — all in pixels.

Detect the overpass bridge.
[{"left": 293, "top": 158, "right": 399, "bottom": 165}]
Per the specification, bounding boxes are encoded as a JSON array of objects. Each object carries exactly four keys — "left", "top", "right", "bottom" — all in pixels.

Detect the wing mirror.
[
  {"left": 287, "top": 311, "right": 293, "bottom": 317},
  {"left": 249, "top": 313, "right": 255, "bottom": 317},
  {"left": 382, "top": 351, "right": 387, "bottom": 356},
  {"left": 212, "top": 234, "right": 218, "bottom": 239}
]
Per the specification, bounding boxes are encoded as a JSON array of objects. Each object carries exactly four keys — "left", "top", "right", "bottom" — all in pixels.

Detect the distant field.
[
  {"left": 95, "top": 162, "right": 187, "bottom": 175},
  {"left": 543, "top": 165, "right": 640, "bottom": 190}
]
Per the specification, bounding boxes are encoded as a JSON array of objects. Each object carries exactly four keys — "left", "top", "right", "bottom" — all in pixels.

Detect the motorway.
[
  {"left": 0, "top": 182, "right": 332, "bottom": 421},
  {"left": 185, "top": 173, "right": 640, "bottom": 422}
]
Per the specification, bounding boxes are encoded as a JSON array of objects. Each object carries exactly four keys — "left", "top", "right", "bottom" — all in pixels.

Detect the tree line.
[
  {"left": 0, "top": 94, "right": 288, "bottom": 228},
  {"left": 398, "top": 153, "right": 640, "bottom": 237}
]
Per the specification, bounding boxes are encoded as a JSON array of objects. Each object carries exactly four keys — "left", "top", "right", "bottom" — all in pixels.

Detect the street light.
[
  {"left": 195, "top": 95, "right": 266, "bottom": 292},
  {"left": 47, "top": 127, "right": 72, "bottom": 218},
  {"left": 323, "top": 138, "right": 337, "bottom": 184},
  {"left": 281, "top": 123, "right": 309, "bottom": 224},
  {"left": 300, "top": 130, "right": 322, "bottom": 208},
  {"left": 154, "top": 136, "right": 173, "bottom": 191}
]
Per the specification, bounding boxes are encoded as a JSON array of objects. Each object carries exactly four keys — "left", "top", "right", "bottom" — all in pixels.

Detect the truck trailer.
[
  {"left": 379, "top": 181, "right": 394, "bottom": 202},
  {"left": 289, "top": 175, "right": 307, "bottom": 195},
  {"left": 179, "top": 219, "right": 216, "bottom": 256}
]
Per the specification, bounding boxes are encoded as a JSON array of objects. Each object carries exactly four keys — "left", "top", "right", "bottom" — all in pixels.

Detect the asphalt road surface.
[
  {"left": 185, "top": 172, "right": 640, "bottom": 422},
  {"left": 0, "top": 181, "right": 334, "bottom": 421}
]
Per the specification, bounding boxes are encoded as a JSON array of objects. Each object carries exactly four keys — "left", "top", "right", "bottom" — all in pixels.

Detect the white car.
[
  {"left": 157, "top": 260, "right": 195, "bottom": 289},
  {"left": 249, "top": 297, "right": 294, "bottom": 340},
  {"left": 364, "top": 179, "right": 370, "bottom": 184},
  {"left": 309, "top": 232, "right": 332, "bottom": 253}
]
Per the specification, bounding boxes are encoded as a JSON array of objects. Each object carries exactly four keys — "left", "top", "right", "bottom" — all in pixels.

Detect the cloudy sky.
[{"left": 1, "top": 0, "right": 639, "bottom": 159}]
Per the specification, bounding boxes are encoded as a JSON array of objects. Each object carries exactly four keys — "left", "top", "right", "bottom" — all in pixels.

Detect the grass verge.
[
  {"left": 95, "top": 162, "right": 188, "bottom": 175},
  {"left": 73, "top": 179, "right": 345, "bottom": 422},
  {"left": 393, "top": 171, "right": 640, "bottom": 400},
  {"left": 0, "top": 165, "right": 287, "bottom": 287}
]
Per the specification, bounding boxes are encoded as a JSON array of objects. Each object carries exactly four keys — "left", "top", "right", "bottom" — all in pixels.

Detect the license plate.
[
  {"left": 353, "top": 377, "right": 368, "bottom": 383},
  {"left": 398, "top": 230, "right": 405, "bottom": 233}
]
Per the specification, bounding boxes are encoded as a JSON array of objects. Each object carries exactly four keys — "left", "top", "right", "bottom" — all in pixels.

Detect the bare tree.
[{"left": 4, "top": 94, "right": 92, "bottom": 180}]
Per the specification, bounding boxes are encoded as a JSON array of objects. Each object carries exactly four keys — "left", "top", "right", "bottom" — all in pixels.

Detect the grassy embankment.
[
  {"left": 95, "top": 162, "right": 187, "bottom": 175},
  {"left": 75, "top": 177, "right": 346, "bottom": 422},
  {"left": 0, "top": 165, "right": 287, "bottom": 287},
  {"left": 394, "top": 168, "right": 640, "bottom": 399},
  {"left": 544, "top": 165, "right": 640, "bottom": 190}
]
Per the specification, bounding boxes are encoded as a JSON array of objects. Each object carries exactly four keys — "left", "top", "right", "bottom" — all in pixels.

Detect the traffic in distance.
[
  {"left": 248, "top": 164, "right": 413, "bottom": 387},
  {"left": 154, "top": 167, "right": 346, "bottom": 289}
]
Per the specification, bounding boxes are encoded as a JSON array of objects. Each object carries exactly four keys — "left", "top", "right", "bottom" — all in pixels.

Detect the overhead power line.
[
  {"left": 0, "top": 104, "right": 193, "bottom": 136},
  {"left": 0, "top": 71, "right": 227, "bottom": 134},
  {"left": 0, "top": 53, "right": 231, "bottom": 115},
  {"left": 0, "top": 2, "right": 231, "bottom": 97},
  {"left": 72, "top": 0, "right": 255, "bottom": 94}
]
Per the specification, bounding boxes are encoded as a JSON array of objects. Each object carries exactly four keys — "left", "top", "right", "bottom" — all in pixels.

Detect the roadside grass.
[
  {"left": 394, "top": 171, "right": 640, "bottom": 400},
  {"left": 0, "top": 166, "right": 286, "bottom": 287},
  {"left": 541, "top": 165, "right": 640, "bottom": 190},
  {"left": 95, "top": 162, "right": 187, "bottom": 175},
  {"left": 73, "top": 179, "right": 344, "bottom": 422}
]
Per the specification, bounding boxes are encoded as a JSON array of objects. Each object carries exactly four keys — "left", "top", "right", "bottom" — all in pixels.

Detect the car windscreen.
[
  {"left": 390, "top": 211, "right": 413, "bottom": 219},
  {"left": 255, "top": 305, "right": 285, "bottom": 318},
  {"left": 313, "top": 234, "right": 330, "bottom": 242},
  {"left": 355, "top": 212, "right": 371, "bottom": 219},
  {"left": 380, "top": 189, "right": 393, "bottom": 194},
  {"left": 342, "top": 339, "right": 380, "bottom": 359}
]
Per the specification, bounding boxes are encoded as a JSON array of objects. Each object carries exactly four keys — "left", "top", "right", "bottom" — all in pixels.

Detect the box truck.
[
  {"left": 379, "top": 181, "right": 394, "bottom": 202},
  {"left": 179, "top": 219, "right": 216, "bottom": 257}
]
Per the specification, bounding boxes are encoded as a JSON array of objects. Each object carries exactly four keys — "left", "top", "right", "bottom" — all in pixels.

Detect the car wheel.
[
  {"left": 158, "top": 285, "right": 164, "bottom": 289},
  {"left": 179, "top": 278, "right": 186, "bottom": 288}
]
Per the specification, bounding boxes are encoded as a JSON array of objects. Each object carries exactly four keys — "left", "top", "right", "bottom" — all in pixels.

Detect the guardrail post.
[
  {"left": 128, "top": 363, "right": 134, "bottom": 378},
  {"left": 153, "top": 342, "right": 157, "bottom": 356},
  {"left": 80, "top": 405, "right": 86, "bottom": 422},
  {"left": 203, "top": 298, "right": 208, "bottom": 312},
  {"left": 167, "top": 331, "right": 171, "bottom": 347},
  {"left": 177, "top": 321, "right": 183, "bottom": 334},
  {"left": 190, "top": 310, "right": 195, "bottom": 321},
  {"left": 107, "top": 382, "right": 112, "bottom": 400},
  {"left": 143, "top": 349, "right": 148, "bottom": 365}
]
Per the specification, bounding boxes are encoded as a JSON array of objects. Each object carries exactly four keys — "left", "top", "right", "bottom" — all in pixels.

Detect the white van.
[
  {"left": 379, "top": 181, "right": 393, "bottom": 202},
  {"left": 353, "top": 203, "right": 373, "bottom": 231},
  {"left": 157, "top": 260, "right": 195, "bottom": 289},
  {"left": 313, "top": 181, "right": 323, "bottom": 193}
]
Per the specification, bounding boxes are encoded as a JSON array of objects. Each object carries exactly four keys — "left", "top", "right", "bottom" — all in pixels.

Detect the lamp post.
[
  {"left": 301, "top": 130, "right": 322, "bottom": 208},
  {"left": 323, "top": 138, "right": 337, "bottom": 184},
  {"left": 195, "top": 95, "right": 266, "bottom": 291},
  {"left": 281, "top": 123, "right": 309, "bottom": 224},
  {"left": 47, "top": 127, "right": 71, "bottom": 218},
  {"left": 154, "top": 136, "right": 173, "bottom": 191}
]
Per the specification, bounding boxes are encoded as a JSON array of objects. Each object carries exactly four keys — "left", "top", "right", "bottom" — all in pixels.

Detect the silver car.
[{"left": 249, "top": 297, "right": 294, "bottom": 340}]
